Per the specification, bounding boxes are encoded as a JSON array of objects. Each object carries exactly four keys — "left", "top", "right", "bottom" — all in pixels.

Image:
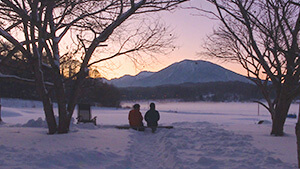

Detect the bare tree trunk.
[
  {"left": 271, "top": 94, "right": 292, "bottom": 136},
  {"left": 33, "top": 61, "right": 57, "bottom": 134},
  {"left": 66, "top": 73, "right": 87, "bottom": 130},
  {"left": 296, "top": 114, "right": 300, "bottom": 168},
  {"left": 42, "top": 99, "right": 57, "bottom": 135},
  {"left": 53, "top": 76, "right": 69, "bottom": 134},
  {"left": 56, "top": 102, "right": 69, "bottom": 134},
  {"left": 0, "top": 99, "right": 2, "bottom": 122}
]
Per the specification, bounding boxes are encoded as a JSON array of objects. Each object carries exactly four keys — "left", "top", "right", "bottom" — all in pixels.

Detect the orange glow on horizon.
[{"left": 87, "top": 1, "right": 247, "bottom": 80}]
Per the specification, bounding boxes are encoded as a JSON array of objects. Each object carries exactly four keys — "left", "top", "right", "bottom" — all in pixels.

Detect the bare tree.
[
  {"left": 199, "top": 0, "right": 300, "bottom": 136},
  {"left": 0, "top": 0, "right": 187, "bottom": 134}
]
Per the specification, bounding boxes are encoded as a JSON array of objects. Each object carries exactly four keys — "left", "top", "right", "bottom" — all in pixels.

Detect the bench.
[{"left": 76, "top": 104, "right": 97, "bottom": 125}]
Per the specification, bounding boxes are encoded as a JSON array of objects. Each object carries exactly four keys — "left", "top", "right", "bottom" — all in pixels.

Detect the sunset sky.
[{"left": 97, "top": 0, "right": 247, "bottom": 80}]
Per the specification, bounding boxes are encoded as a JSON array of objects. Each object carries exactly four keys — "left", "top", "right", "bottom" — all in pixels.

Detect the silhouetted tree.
[
  {"left": 201, "top": 0, "right": 300, "bottom": 136},
  {"left": 0, "top": 0, "right": 187, "bottom": 134}
]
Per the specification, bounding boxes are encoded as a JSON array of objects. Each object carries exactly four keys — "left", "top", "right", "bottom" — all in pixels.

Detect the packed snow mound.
[
  {"left": 22, "top": 117, "right": 47, "bottom": 128},
  {"left": 19, "top": 117, "right": 76, "bottom": 128},
  {"left": 256, "top": 120, "right": 272, "bottom": 125}
]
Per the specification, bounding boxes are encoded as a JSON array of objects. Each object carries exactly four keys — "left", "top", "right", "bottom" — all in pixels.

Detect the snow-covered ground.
[{"left": 0, "top": 98, "right": 299, "bottom": 169}]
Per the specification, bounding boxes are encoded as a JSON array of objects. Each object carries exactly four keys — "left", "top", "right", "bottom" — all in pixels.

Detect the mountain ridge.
[{"left": 104, "top": 59, "right": 250, "bottom": 87}]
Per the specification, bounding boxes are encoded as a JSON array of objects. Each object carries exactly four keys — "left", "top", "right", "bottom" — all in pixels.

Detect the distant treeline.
[
  {"left": 1, "top": 79, "right": 285, "bottom": 105},
  {"left": 0, "top": 80, "right": 40, "bottom": 100},
  {"left": 119, "top": 81, "right": 265, "bottom": 102},
  {"left": 0, "top": 78, "right": 121, "bottom": 107}
]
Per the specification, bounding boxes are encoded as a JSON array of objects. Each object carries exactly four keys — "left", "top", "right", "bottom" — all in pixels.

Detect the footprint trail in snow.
[{"left": 126, "top": 122, "right": 295, "bottom": 169}]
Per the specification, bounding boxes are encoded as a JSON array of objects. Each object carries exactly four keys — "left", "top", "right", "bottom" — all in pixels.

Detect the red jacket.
[{"left": 128, "top": 109, "right": 143, "bottom": 127}]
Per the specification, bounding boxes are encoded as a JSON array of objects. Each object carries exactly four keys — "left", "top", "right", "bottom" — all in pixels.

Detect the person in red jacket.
[{"left": 128, "top": 104, "right": 144, "bottom": 131}]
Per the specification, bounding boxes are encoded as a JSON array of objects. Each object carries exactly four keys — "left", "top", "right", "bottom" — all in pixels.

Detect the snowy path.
[
  {"left": 127, "top": 122, "right": 296, "bottom": 169},
  {"left": 127, "top": 129, "right": 182, "bottom": 169}
]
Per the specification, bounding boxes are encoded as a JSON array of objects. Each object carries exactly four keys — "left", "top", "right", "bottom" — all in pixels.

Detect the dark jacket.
[{"left": 144, "top": 109, "right": 160, "bottom": 127}]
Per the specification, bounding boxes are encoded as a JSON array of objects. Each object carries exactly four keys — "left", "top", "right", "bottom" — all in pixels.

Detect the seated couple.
[{"left": 128, "top": 103, "right": 160, "bottom": 133}]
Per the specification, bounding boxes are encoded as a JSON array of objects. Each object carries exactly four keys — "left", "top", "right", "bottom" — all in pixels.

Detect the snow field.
[
  {"left": 0, "top": 99, "right": 299, "bottom": 168},
  {"left": 0, "top": 124, "right": 131, "bottom": 169}
]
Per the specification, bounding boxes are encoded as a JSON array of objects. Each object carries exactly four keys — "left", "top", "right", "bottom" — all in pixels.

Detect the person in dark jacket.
[
  {"left": 145, "top": 103, "right": 160, "bottom": 133},
  {"left": 128, "top": 104, "right": 144, "bottom": 131}
]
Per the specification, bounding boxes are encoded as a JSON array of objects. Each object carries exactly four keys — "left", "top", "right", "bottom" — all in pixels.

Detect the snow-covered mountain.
[
  {"left": 106, "top": 60, "right": 250, "bottom": 87},
  {"left": 107, "top": 71, "right": 155, "bottom": 87}
]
